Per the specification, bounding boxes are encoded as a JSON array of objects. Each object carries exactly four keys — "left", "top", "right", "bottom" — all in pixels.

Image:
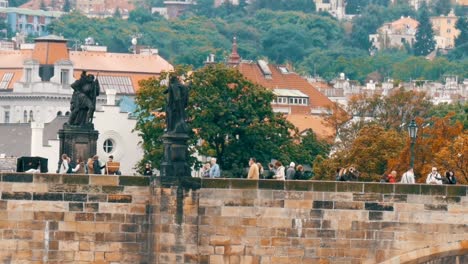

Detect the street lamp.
[{"left": 408, "top": 120, "right": 418, "bottom": 169}]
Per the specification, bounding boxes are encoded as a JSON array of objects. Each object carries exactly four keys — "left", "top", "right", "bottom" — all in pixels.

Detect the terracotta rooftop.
[
  {"left": 238, "top": 62, "right": 334, "bottom": 109},
  {"left": 286, "top": 114, "right": 334, "bottom": 141},
  {"left": 0, "top": 37, "right": 173, "bottom": 92},
  {"left": 389, "top": 17, "right": 419, "bottom": 31},
  {"left": 236, "top": 61, "right": 335, "bottom": 140}
]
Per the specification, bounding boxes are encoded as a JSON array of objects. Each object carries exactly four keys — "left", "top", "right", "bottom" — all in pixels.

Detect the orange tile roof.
[
  {"left": 238, "top": 62, "right": 334, "bottom": 109},
  {"left": 390, "top": 17, "right": 419, "bottom": 31},
  {"left": 70, "top": 51, "right": 173, "bottom": 74},
  {"left": 0, "top": 50, "right": 33, "bottom": 68},
  {"left": 237, "top": 62, "right": 335, "bottom": 141},
  {"left": 286, "top": 114, "right": 334, "bottom": 141},
  {"left": 33, "top": 40, "right": 69, "bottom": 65}
]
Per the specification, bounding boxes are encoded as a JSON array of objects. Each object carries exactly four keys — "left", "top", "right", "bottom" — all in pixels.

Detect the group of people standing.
[
  {"left": 383, "top": 167, "right": 456, "bottom": 185},
  {"left": 250, "top": 159, "right": 306, "bottom": 180},
  {"left": 201, "top": 158, "right": 221, "bottom": 178},
  {"left": 58, "top": 153, "right": 117, "bottom": 175}
]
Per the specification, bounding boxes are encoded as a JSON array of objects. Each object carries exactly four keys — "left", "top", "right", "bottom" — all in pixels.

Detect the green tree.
[
  {"left": 431, "top": 0, "right": 452, "bottom": 16},
  {"left": 113, "top": 8, "right": 122, "bottom": 18},
  {"left": 413, "top": 3, "right": 436, "bottom": 56},
  {"left": 135, "top": 64, "right": 300, "bottom": 173},
  {"left": 250, "top": 0, "right": 315, "bottom": 13},
  {"left": 455, "top": 16, "right": 468, "bottom": 48},
  {"left": 128, "top": 8, "right": 157, "bottom": 24}
]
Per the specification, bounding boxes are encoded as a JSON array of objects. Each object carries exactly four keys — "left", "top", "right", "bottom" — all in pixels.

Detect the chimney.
[
  {"left": 106, "top": 89, "right": 117, "bottom": 106},
  {"left": 227, "top": 36, "right": 241, "bottom": 66},
  {"left": 30, "top": 122, "right": 44, "bottom": 156}
]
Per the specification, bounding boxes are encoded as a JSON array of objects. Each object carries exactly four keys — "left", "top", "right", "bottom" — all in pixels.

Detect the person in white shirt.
[
  {"left": 58, "top": 154, "right": 69, "bottom": 174},
  {"left": 426, "top": 167, "right": 442, "bottom": 184},
  {"left": 273, "top": 161, "right": 285, "bottom": 181},
  {"left": 400, "top": 168, "right": 415, "bottom": 184}
]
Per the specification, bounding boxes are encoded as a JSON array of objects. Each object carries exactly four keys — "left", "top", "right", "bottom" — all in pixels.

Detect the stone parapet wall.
[
  {"left": 0, "top": 172, "right": 151, "bottom": 263},
  {"left": 0, "top": 174, "right": 467, "bottom": 263},
  {"left": 153, "top": 179, "right": 468, "bottom": 264}
]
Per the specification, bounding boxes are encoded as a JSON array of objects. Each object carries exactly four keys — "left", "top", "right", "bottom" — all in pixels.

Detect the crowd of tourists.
[
  {"left": 201, "top": 157, "right": 311, "bottom": 180},
  {"left": 56, "top": 153, "right": 121, "bottom": 175},
  {"left": 200, "top": 158, "right": 459, "bottom": 185}
]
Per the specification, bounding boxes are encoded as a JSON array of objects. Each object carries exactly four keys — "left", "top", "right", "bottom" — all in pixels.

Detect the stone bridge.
[{"left": 0, "top": 173, "right": 466, "bottom": 263}]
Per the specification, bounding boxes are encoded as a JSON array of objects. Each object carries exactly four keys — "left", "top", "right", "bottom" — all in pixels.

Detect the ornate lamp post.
[{"left": 408, "top": 120, "right": 418, "bottom": 169}]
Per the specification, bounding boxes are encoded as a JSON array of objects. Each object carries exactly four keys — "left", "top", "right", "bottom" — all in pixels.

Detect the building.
[
  {"left": 0, "top": 7, "right": 64, "bottom": 36},
  {"left": 314, "top": 0, "right": 345, "bottom": 20},
  {"left": 369, "top": 16, "right": 419, "bottom": 51},
  {"left": 164, "top": 0, "right": 194, "bottom": 19},
  {"left": 0, "top": 0, "right": 8, "bottom": 8},
  {"left": 226, "top": 38, "right": 335, "bottom": 139},
  {"left": 20, "top": 0, "right": 66, "bottom": 11},
  {"left": 431, "top": 10, "right": 460, "bottom": 50},
  {"left": 0, "top": 35, "right": 173, "bottom": 173},
  {"left": 75, "top": 0, "right": 136, "bottom": 18},
  {"left": 214, "top": 0, "right": 239, "bottom": 7}
]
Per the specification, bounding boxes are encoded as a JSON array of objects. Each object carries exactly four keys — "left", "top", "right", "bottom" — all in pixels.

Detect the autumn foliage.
[{"left": 315, "top": 89, "right": 467, "bottom": 184}]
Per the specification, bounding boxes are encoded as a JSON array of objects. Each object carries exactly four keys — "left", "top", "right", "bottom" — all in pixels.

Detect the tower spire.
[{"left": 228, "top": 36, "right": 240, "bottom": 66}]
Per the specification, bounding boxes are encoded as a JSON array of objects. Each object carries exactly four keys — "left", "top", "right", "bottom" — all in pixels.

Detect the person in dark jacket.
[
  {"left": 143, "top": 163, "right": 153, "bottom": 176},
  {"left": 92, "top": 155, "right": 105, "bottom": 174},
  {"left": 445, "top": 171, "right": 457, "bottom": 184}
]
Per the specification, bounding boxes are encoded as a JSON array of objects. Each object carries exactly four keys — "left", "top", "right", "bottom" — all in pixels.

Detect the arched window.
[
  {"left": 23, "top": 110, "right": 27, "bottom": 123},
  {"left": 103, "top": 139, "right": 114, "bottom": 153},
  {"left": 29, "top": 110, "right": 34, "bottom": 122},
  {"left": 57, "top": 111, "right": 62, "bottom": 116},
  {"left": 65, "top": 111, "right": 70, "bottom": 116}
]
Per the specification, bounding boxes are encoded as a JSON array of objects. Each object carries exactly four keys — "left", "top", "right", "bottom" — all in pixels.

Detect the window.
[
  {"left": 23, "top": 110, "right": 27, "bottom": 123},
  {"left": 29, "top": 110, "right": 33, "bottom": 122},
  {"left": 57, "top": 111, "right": 62, "bottom": 116},
  {"left": 25, "top": 68, "right": 32, "bottom": 83},
  {"left": 447, "top": 19, "right": 451, "bottom": 24},
  {"left": 103, "top": 139, "right": 114, "bottom": 153},
  {"left": 60, "top": 69, "right": 69, "bottom": 85},
  {"left": 0, "top": 73, "right": 13, "bottom": 89},
  {"left": 447, "top": 29, "right": 451, "bottom": 33},
  {"left": 4, "top": 111, "right": 9, "bottom": 123}
]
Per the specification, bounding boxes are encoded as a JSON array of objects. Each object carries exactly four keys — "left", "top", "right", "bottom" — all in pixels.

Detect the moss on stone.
[
  {"left": 201, "top": 179, "right": 230, "bottom": 189},
  {"left": 364, "top": 183, "right": 394, "bottom": 194},
  {"left": 258, "top": 180, "right": 284, "bottom": 190},
  {"left": 394, "top": 184, "right": 421, "bottom": 194},
  {"left": 2, "top": 173, "right": 33, "bottom": 183},
  {"left": 230, "top": 179, "right": 258, "bottom": 189},
  {"left": 33, "top": 174, "right": 62, "bottom": 184},
  {"left": 63, "top": 175, "right": 89, "bottom": 185},
  {"left": 312, "top": 181, "right": 336, "bottom": 192},
  {"left": 119, "top": 176, "right": 150, "bottom": 186},
  {"left": 285, "top": 181, "right": 313, "bottom": 191},
  {"left": 446, "top": 186, "right": 466, "bottom": 197},
  {"left": 421, "top": 185, "right": 446, "bottom": 196},
  {"left": 337, "top": 182, "right": 364, "bottom": 193}
]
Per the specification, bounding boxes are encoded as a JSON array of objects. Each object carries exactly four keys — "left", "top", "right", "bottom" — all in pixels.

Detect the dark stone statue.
[
  {"left": 164, "top": 75, "right": 189, "bottom": 134},
  {"left": 68, "top": 71, "right": 100, "bottom": 127},
  {"left": 160, "top": 74, "right": 190, "bottom": 184}
]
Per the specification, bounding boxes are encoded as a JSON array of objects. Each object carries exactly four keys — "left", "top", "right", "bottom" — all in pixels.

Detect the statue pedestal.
[
  {"left": 160, "top": 132, "right": 190, "bottom": 184},
  {"left": 58, "top": 124, "right": 99, "bottom": 165}
]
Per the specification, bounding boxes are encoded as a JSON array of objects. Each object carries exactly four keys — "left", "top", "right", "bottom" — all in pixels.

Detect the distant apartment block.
[
  {"left": 369, "top": 16, "right": 419, "bottom": 51},
  {"left": 0, "top": 7, "right": 64, "bottom": 36},
  {"left": 431, "top": 11, "right": 460, "bottom": 50},
  {"left": 214, "top": 0, "right": 239, "bottom": 7},
  {"left": 370, "top": 14, "right": 461, "bottom": 51},
  {"left": 314, "top": 0, "right": 345, "bottom": 20},
  {"left": 0, "top": 0, "right": 7, "bottom": 8}
]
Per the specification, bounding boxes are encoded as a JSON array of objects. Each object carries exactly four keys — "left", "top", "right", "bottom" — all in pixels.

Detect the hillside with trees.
[{"left": 46, "top": 1, "right": 467, "bottom": 83}]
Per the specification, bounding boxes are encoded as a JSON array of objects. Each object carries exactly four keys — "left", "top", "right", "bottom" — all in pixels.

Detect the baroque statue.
[
  {"left": 68, "top": 71, "right": 100, "bottom": 127},
  {"left": 164, "top": 75, "right": 189, "bottom": 134}
]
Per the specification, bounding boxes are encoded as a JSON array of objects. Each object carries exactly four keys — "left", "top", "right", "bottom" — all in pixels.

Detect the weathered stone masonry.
[
  {"left": 153, "top": 180, "right": 468, "bottom": 264},
  {"left": 0, "top": 174, "right": 467, "bottom": 263},
  {"left": 0, "top": 173, "right": 151, "bottom": 263}
]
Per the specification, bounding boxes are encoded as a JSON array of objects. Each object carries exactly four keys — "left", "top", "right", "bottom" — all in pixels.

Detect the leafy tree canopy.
[{"left": 134, "top": 64, "right": 329, "bottom": 175}]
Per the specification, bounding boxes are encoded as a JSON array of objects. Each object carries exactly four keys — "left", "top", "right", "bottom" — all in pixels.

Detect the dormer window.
[
  {"left": 60, "top": 69, "right": 69, "bottom": 85},
  {"left": 25, "top": 68, "right": 32, "bottom": 83},
  {"left": 273, "top": 89, "right": 309, "bottom": 106}
]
